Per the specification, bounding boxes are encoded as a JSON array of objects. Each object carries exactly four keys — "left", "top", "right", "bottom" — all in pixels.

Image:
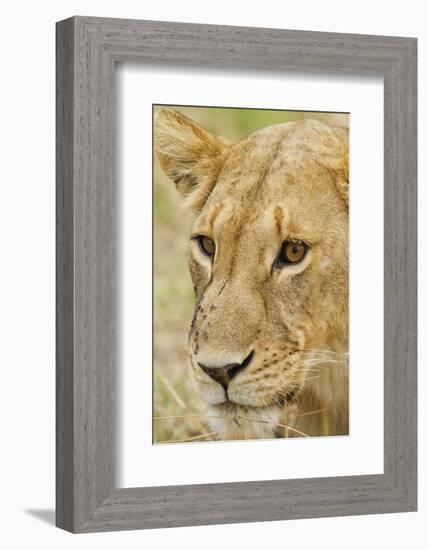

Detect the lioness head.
[{"left": 155, "top": 108, "right": 349, "bottom": 439}]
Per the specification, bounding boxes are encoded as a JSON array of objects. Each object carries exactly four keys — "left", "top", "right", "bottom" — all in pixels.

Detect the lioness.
[{"left": 155, "top": 108, "right": 349, "bottom": 440}]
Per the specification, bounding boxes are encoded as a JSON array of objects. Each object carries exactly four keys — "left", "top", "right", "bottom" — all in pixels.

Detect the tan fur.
[{"left": 155, "top": 108, "right": 349, "bottom": 439}]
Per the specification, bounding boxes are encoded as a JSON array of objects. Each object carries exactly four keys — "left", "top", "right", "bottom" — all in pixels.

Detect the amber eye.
[
  {"left": 197, "top": 236, "right": 216, "bottom": 257},
  {"left": 278, "top": 241, "right": 308, "bottom": 266}
]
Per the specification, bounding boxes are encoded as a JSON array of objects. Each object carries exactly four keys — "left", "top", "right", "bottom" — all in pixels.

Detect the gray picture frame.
[{"left": 56, "top": 16, "right": 417, "bottom": 533}]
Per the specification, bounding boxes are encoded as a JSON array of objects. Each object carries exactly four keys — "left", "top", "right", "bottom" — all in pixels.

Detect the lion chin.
[{"left": 205, "top": 402, "right": 284, "bottom": 440}]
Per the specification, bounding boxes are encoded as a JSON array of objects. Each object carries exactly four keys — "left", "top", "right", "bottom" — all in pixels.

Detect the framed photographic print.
[
  {"left": 56, "top": 17, "right": 417, "bottom": 532},
  {"left": 152, "top": 104, "right": 350, "bottom": 446}
]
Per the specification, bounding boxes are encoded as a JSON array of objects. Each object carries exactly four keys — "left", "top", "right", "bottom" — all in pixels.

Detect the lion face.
[{"left": 155, "top": 109, "right": 349, "bottom": 439}]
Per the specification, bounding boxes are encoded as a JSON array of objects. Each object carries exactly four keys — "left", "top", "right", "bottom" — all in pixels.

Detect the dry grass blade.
[
  {"left": 275, "top": 423, "right": 310, "bottom": 438},
  {"left": 156, "top": 369, "right": 187, "bottom": 410},
  {"left": 158, "top": 432, "right": 219, "bottom": 444},
  {"left": 296, "top": 408, "right": 327, "bottom": 418},
  {"left": 283, "top": 407, "right": 289, "bottom": 438},
  {"left": 154, "top": 414, "right": 310, "bottom": 438}
]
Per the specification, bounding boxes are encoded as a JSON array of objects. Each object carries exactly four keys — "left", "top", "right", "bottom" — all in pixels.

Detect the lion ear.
[
  {"left": 331, "top": 126, "right": 349, "bottom": 208},
  {"left": 154, "top": 108, "right": 231, "bottom": 211}
]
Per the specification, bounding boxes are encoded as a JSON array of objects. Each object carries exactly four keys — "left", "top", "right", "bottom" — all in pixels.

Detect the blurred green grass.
[{"left": 153, "top": 105, "right": 348, "bottom": 444}]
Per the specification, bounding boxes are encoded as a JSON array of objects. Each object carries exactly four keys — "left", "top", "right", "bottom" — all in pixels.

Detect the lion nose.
[{"left": 197, "top": 351, "right": 254, "bottom": 391}]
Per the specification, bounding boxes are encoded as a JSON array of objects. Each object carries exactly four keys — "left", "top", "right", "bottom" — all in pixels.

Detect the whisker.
[
  {"left": 299, "top": 365, "right": 321, "bottom": 373},
  {"left": 297, "top": 358, "right": 347, "bottom": 366},
  {"left": 299, "top": 348, "right": 349, "bottom": 357}
]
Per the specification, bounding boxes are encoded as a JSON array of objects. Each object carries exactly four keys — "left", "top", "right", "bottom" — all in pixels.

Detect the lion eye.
[
  {"left": 278, "top": 241, "right": 308, "bottom": 265},
  {"left": 197, "top": 236, "right": 216, "bottom": 257}
]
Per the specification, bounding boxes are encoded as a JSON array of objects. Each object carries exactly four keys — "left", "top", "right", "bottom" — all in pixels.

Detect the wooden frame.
[{"left": 56, "top": 16, "right": 417, "bottom": 533}]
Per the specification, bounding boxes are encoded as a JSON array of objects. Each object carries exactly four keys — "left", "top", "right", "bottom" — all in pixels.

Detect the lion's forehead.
[
  {"left": 197, "top": 129, "right": 347, "bottom": 248},
  {"left": 199, "top": 179, "right": 340, "bottom": 247},
  {"left": 219, "top": 119, "right": 337, "bottom": 179}
]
